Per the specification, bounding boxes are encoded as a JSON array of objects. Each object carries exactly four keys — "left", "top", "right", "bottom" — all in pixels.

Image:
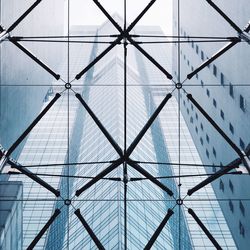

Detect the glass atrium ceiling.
[{"left": 0, "top": 0, "right": 249, "bottom": 249}]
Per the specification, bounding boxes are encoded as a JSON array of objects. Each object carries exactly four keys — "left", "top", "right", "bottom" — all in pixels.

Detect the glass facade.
[
  {"left": 6, "top": 18, "right": 236, "bottom": 249},
  {"left": 0, "top": 181, "right": 23, "bottom": 250}
]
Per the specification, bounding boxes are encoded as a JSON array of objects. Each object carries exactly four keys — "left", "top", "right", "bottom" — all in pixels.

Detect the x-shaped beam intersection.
[{"left": 0, "top": 0, "right": 250, "bottom": 249}]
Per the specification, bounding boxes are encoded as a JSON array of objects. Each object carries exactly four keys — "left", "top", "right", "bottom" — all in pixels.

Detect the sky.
[{"left": 69, "top": 0, "right": 173, "bottom": 34}]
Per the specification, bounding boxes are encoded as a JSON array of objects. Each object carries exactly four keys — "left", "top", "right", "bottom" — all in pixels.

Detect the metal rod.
[
  {"left": 126, "top": 93, "right": 172, "bottom": 157},
  {"left": 206, "top": 0, "right": 242, "bottom": 33},
  {"left": 10, "top": 162, "right": 60, "bottom": 197},
  {"left": 75, "top": 93, "right": 123, "bottom": 157},
  {"left": 75, "top": 38, "right": 121, "bottom": 80},
  {"left": 75, "top": 158, "right": 123, "bottom": 196},
  {"left": 93, "top": 0, "right": 123, "bottom": 33},
  {"left": 6, "top": 93, "right": 61, "bottom": 157},
  {"left": 187, "top": 94, "right": 244, "bottom": 159},
  {"left": 10, "top": 39, "right": 61, "bottom": 80},
  {"left": 187, "top": 39, "right": 239, "bottom": 79},
  {"left": 128, "top": 37, "right": 173, "bottom": 80},
  {"left": 7, "top": 0, "right": 42, "bottom": 33},
  {"left": 127, "top": 160, "right": 173, "bottom": 196},
  {"left": 126, "top": 0, "right": 157, "bottom": 33},
  {"left": 27, "top": 209, "right": 61, "bottom": 250},
  {"left": 74, "top": 209, "right": 105, "bottom": 250},
  {"left": 144, "top": 209, "right": 174, "bottom": 250},
  {"left": 187, "top": 158, "right": 241, "bottom": 196},
  {"left": 188, "top": 208, "right": 222, "bottom": 250}
]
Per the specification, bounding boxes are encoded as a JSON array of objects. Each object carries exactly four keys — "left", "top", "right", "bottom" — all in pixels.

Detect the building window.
[
  {"left": 201, "top": 80, "right": 204, "bottom": 87},
  {"left": 184, "top": 54, "right": 186, "bottom": 60},
  {"left": 239, "top": 201, "right": 245, "bottom": 217},
  {"left": 191, "top": 41, "right": 194, "bottom": 48},
  {"left": 183, "top": 100, "right": 186, "bottom": 106},
  {"left": 212, "top": 165, "right": 216, "bottom": 173},
  {"left": 213, "top": 99, "right": 217, "bottom": 108},
  {"left": 212, "top": 147, "right": 216, "bottom": 158},
  {"left": 240, "top": 95, "right": 246, "bottom": 112},
  {"left": 220, "top": 73, "right": 224, "bottom": 85},
  {"left": 239, "top": 138, "right": 245, "bottom": 150},
  {"left": 195, "top": 113, "right": 198, "bottom": 120},
  {"left": 195, "top": 126, "right": 198, "bottom": 133},
  {"left": 220, "top": 162, "right": 223, "bottom": 169},
  {"left": 220, "top": 110, "right": 225, "bottom": 120},
  {"left": 200, "top": 137, "right": 204, "bottom": 145},
  {"left": 190, "top": 116, "right": 194, "bottom": 123},
  {"left": 207, "top": 57, "right": 210, "bottom": 68},
  {"left": 196, "top": 45, "right": 199, "bottom": 54},
  {"left": 239, "top": 221, "right": 245, "bottom": 237},
  {"left": 229, "top": 83, "right": 234, "bottom": 98},
  {"left": 206, "top": 134, "right": 210, "bottom": 143},
  {"left": 229, "top": 200, "right": 234, "bottom": 212},
  {"left": 213, "top": 65, "right": 217, "bottom": 77},
  {"left": 229, "top": 180, "right": 234, "bottom": 193},
  {"left": 219, "top": 179, "right": 224, "bottom": 191},
  {"left": 187, "top": 60, "right": 190, "bottom": 66},
  {"left": 187, "top": 108, "right": 189, "bottom": 114},
  {"left": 191, "top": 104, "right": 194, "bottom": 111},
  {"left": 206, "top": 149, "right": 209, "bottom": 158},
  {"left": 206, "top": 89, "right": 210, "bottom": 97},
  {"left": 200, "top": 123, "right": 203, "bottom": 131},
  {"left": 229, "top": 123, "right": 234, "bottom": 134},
  {"left": 201, "top": 50, "right": 204, "bottom": 61}
]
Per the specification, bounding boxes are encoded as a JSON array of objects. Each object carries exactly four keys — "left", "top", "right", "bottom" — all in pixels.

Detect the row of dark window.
[
  {"left": 180, "top": 46, "right": 247, "bottom": 160},
  {"left": 219, "top": 179, "right": 246, "bottom": 237},
  {"left": 182, "top": 93, "right": 246, "bottom": 161},
  {"left": 220, "top": 179, "right": 246, "bottom": 215},
  {"left": 180, "top": 27, "right": 247, "bottom": 113}
]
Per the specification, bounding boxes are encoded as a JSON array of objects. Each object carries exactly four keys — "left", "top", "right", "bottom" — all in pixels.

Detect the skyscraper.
[
  {"left": 7, "top": 13, "right": 236, "bottom": 249},
  {"left": 172, "top": 0, "right": 250, "bottom": 249}
]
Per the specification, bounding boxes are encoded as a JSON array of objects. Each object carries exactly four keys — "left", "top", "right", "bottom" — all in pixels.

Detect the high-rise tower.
[
  {"left": 7, "top": 15, "right": 236, "bottom": 249},
  {"left": 172, "top": 1, "right": 250, "bottom": 249}
]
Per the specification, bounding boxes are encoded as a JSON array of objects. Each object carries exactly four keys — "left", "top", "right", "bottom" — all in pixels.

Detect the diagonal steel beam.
[
  {"left": 127, "top": 160, "right": 173, "bottom": 196},
  {"left": 93, "top": 0, "right": 123, "bottom": 33},
  {"left": 187, "top": 94, "right": 245, "bottom": 159},
  {"left": 187, "top": 39, "right": 240, "bottom": 79},
  {"left": 188, "top": 208, "right": 222, "bottom": 250},
  {"left": 206, "top": 0, "right": 242, "bottom": 33},
  {"left": 187, "top": 158, "right": 241, "bottom": 196},
  {"left": 10, "top": 161, "right": 60, "bottom": 197},
  {"left": 75, "top": 158, "right": 123, "bottom": 196},
  {"left": 144, "top": 209, "right": 174, "bottom": 250},
  {"left": 126, "top": 93, "right": 172, "bottom": 157},
  {"left": 6, "top": 93, "right": 61, "bottom": 158},
  {"left": 75, "top": 93, "right": 123, "bottom": 157},
  {"left": 27, "top": 209, "right": 61, "bottom": 250},
  {"left": 76, "top": 0, "right": 167, "bottom": 82},
  {"left": 75, "top": 38, "right": 121, "bottom": 80},
  {"left": 75, "top": 209, "right": 105, "bottom": 250},
  {"left": 7, "top": 0, "right": 42, "bottom": 33},
  {"left": 9, "top": 39, "right": 61, "bottom": 80},
  {"left": 128, "top": 37, "right": 173, "bottom": 79},
  {"left": 126, "top": 0, "right": 157, "bottom": 34}
]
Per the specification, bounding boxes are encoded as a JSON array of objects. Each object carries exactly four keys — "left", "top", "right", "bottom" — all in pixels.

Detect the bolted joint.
[{"left": 123, "top": 173, "right": 129, "bottom": 184}]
